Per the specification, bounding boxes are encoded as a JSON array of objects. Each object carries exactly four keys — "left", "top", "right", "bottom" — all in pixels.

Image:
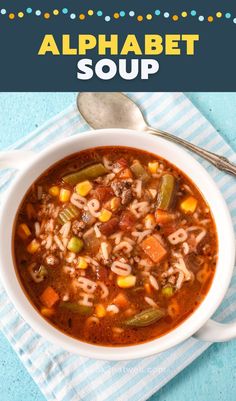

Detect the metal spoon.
[{"left": 77, "top": 92, "right": 236, "bottom": 176}]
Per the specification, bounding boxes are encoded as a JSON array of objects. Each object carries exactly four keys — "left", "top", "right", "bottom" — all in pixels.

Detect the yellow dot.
[
  {"left": 18, "top": 12, "right": 24, "bottom": 18},
  {"left": 208, "top": 16, "right": 213, "bottom": 22},
  {"left": 181, "top": 11, "right": 187, "bottom": 18},
  {"left": 53, "top": 9, "right": 59, "bottom": 16},
  {"left": 172, "top": 15, "right": 179, "bottom": 21},
  {"left": 114, "top": 12, "right": 119, "bottom": 19},
  {"left": 79, "top": 14, "right": 85, "bottom": 20},
  {"left": 88, "top": 10, "right": 94, "bottom": 16},
  {"left": 44, "top": 13, "right": 50, "bottom": 19},
  {"left": 216, "top": 12, "right": 222, "bottom": 18},
  {"left": 146, "top": 14, "right": 152, "bottom": 20},
  {"left": 9, "top": 13, "right": 15, "bottom": 20},
  {"left": 137, "top": 15, "right": 143, "bottom": 22}
]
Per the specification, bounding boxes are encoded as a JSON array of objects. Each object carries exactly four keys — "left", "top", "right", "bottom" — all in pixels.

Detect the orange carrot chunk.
[
  {"left": 140, "top": 235, "right": 167, "bottom": 263},
  {"left": 40, "top": 286, "right": 59, "bottom": 308}
]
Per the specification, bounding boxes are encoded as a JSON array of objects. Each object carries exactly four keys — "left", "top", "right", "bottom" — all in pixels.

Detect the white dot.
[
  {"left": 70, "top": 13, "right": 76, "bottom": 19},
  {"left": 233, "top": 18, "right": 236, "bottom": 23},
  {"left": 1, "top": 9, "right": 6, "bottom": 15},
  {"left": 199, "top": 16, "right": 204, "bottom": 21},
  {"left": 129, "top": 11, "right": 135, "bottom": 17},
  {"left": 105, "top": 16, "right": 110, "bottom": 22},
  {"left": 164, "top": 12, "right": 169, "bottom": 18},
  {"left": 35, "top": 10, "right": 41, "bottom": 16}
]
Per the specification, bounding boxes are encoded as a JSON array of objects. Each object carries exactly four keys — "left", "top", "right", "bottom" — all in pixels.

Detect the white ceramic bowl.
[{"left": 0, "top": 129, "right": 235, "bottom": 361}]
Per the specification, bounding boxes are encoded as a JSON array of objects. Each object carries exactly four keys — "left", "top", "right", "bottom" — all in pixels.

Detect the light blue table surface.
[{"left": 0, "top": 92, "right": 236, "bottom": 401}]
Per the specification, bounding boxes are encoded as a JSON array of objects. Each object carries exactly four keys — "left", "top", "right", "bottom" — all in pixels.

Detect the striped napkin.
[{"left": 0, "top": 92, "right": 236, "bottom": 401}]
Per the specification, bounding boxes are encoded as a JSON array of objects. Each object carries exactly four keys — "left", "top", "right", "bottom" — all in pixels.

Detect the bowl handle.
[
  {"left": 0, "top": 150, "right": 35, "bottom": 170},
  {"left": 194, "top": 319, "right": 236, "bottom": 342}
]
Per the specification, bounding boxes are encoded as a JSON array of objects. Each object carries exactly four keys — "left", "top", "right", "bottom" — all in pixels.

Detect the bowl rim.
[{"left": 0, "top": 128, "right": 235, "bottom": 360}]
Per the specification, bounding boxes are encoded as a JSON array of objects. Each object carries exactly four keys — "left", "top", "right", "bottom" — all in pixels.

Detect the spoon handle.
[{"left": 147, "top": 126, "right": 236, "bottom": 177}]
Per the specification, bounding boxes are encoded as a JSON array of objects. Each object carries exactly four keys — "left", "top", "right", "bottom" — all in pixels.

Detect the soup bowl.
[{"left": 0, "top": 129, "right": 235, "bottom": 360}]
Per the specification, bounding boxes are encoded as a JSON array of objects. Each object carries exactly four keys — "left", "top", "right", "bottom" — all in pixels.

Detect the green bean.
[
  {"left": 130, "top": 160, "right": 150, "bottom": 183},
  {"left": 157, "top": 174, "right": 175, "bottom": 210},
  {"left": 59, "top": 302, "right": 92, "bottom": 315},
  {"left": 123, "top": 308, "right": 165, "bottom": 327},
  {"left": 58, "top": 204, "right": 80, "bottom": 225},
  {"left": 63, "top": 163, "right": 108, "bottom": 185},
  {"left": 162, "top": 286, "right": 174, "bottom": 297}
]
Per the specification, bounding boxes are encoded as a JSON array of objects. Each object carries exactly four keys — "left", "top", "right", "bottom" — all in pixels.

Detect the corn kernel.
[
  {"left": 110, "top": 197, "right": 121, "bottom": 212},
  {"left": 148, "top": 162, "right": 159, "bottom": 174},
  {"left": 49, "top": 186, "right": 60, "bottom": 197},
  {"left": 117, "top": 275, "right": 136, "bottom": 288},
  {"left": 144, "top": 214, "right": 156, "bottom": 229},
  {"left": 180, "top": 196, "right": 198, "bottom": 214},
  {"left": 41, "top": 307, "right": 55, "bottom": 317},
  {"left": 59, "top": 188, "right": 71, "bottom": 203},
  {"left": 76, "top": 180, "right": 93, "bottom": 197},
  {"left": 17, "top": 223, "right": 31, "bottom": 240},
  {"left": 95, "top": 304, "right": 106, "bottom": 318},
  {"left": 77, "top": 257, "right": 88, "bottom": 269},
  {"left": 27, "top": 239, "right": 40, "bottom": 254},
  {"left": 99, "top": 209, "right": 112, "bottom": 222}
]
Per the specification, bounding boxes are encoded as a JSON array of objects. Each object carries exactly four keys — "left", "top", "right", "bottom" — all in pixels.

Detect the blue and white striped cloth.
[{"left": 0, "top": 92, "right": 236, "bottom": 401}]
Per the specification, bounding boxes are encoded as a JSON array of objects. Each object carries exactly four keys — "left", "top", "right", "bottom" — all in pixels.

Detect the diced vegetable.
[
  {"left": 17, "top": 223, "right": 31, "bottom": 240},
  {"left": 29, "top": 263, "right": 48, "bottom": 283},
  {"left": 27, "top": 239, "right": 40, "bottom": 254},
  {"left": 59, "top": 188, "right": 71, "bottom": 203},
  {"left": 63, "top": 163, "right": 108, "bottom": 185},
  {"left": 76, "top": 180, "right": 93, "bottom": 197},
  {"left": 119, "top": 211, "right": 136, "bottom": 231},
  {"left": 130, "top": 160, "right": 150, "bottom": 183},
  {"left": 100, "top": 217, "right": 119, "bottom": 236},
  {"left": 77, "top": 257, "right": 88, "bottom": 269},
  {"left": 117, "top": 275, "right": 136, "bottom": 288},
  {"left": 67, "top": 237, "right": 84, "bottom": 253},
  {"left": 144, "top": 283, "right": 152, "bottom": 294},
  {"left": 99, "top": 209, "right": 112, "bottom": 222},
  {"left": 162, "top": 286, "right": 174, "bottom": 297},
  {"left": 95, "top": 304, "right": 106, "bottom": 318},
  {"left": 110, "top": 197, "right": 121, "bottom": 212},
  {"left": 41, "top": 307, "right": 55, "bottom": 317},
  {"left": 148, "top": 162, "right": 159, "bottom": 174},
  {"left": 119, "top": 168, "right": 133, "bottom": 179},
  {"left": 113, "top": 292, "right": 129, "bottom": 309},
  {"left": 180, "top": 196, "right": 198, "bottom": 214},
  {"left": 81, "top": 210, "right": 96, "bottom": 226},
  {"left": 157, "top": 174, "right": 175, "bottom": 210},
  {"left": 58, "top": 204, "right": 80, "bottom": 225},
  {"left": 155, "top": 210, "right": 175, "bottom": 225},
  {"left": 144, "top": 214, "right": 156, "bottom": 229},
  {"left": 93, "top": 185, "right": 114, "bottom": 202},
  {"left": 140, "top": 235, "right": 167, "bottom": 263},
  {"left": 40, "top": 286, "right": 59, "bottom": 308},
  {"left": 49, "top": 186, "right": 60, "bottom": 197},
  {"left": 59, "top": 302, "right": 92, "bottom": 315},
  {"left": 123, "top": 308, "right": 165, "bottom": 327}
]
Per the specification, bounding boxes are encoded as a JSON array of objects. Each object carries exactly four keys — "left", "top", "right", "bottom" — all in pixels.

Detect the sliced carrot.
[
  {"left": 155, "top": 210, "right": 175, "bottom": 225},
  {"left": 140, "top": 235, "right": 167, "bottom": 263},
  {"left": 113, "top": 292, "right": 129, "bottom": 309},
  {"left": 118, "top": 168, "right": 133, "bottom": 179},
  {"left": 40, "top": 286, "right": 59, "bottom": 308}
]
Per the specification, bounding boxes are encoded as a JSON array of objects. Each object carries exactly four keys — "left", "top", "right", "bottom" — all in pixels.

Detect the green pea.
[{"left": 67, "top": 236, "right": 84, "bottom": 253}]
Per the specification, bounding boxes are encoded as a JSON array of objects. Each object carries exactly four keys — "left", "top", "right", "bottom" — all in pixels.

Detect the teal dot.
[
  {"left": 120, "top": 11, "right": 125, "bottom": 17},
  {"left": 199, "top": 16, "right": 204, "bottom": 22},
  {"left": 97, "top": 10, "right": 103, "bottom": 17},
  {"left": 225, "top": 13, "right": 231, "bottom": 19},
  {"left": 191, "top": 10, "right": 197, "bottom": 16},
  {"left": 26, "top": 8, "right": 32, "bottom": 14},
  {"left": 62, "top": 8, "right": 68, "bottom": 14},
  {"left": 155, "top": 10, "right": 161, "bottom": 16},
  {"left": 164, "top": 12, "right": 169, "bottom": 18},
  {"left": 70, "top": 13, "right": 76, "bottom": 20},
  {"left": 0, "top": 9, "right": 6, "bottom": 15},
  {"left": 105, "top": 16, "right": 110, "bottom": 22},
  {"left": 35, "top": 10, "right": 41, "bottom": 16},
  {"left": 129, "top": 11, "right": 135, "bottom": 17}
]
